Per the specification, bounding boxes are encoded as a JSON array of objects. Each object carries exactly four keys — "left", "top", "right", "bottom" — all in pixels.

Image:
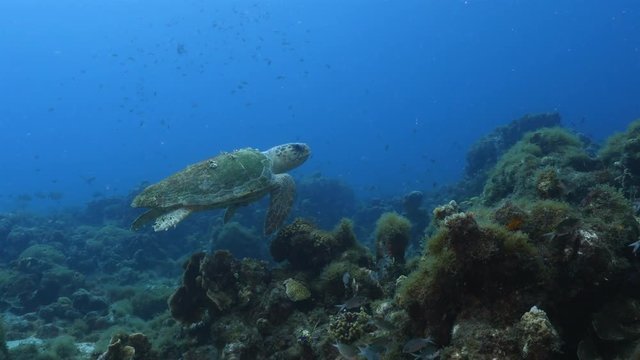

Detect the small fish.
[
  {"left": 554, "top": 217, "right": 580, "bottom": 235},
  {"left": 629, "top": 240, "right": 640, "bottom": 256},
  {"left": 402, "top": 337, "right": 435, "bottom": 354},
  {"left": 367, "top": 269, "right": 380, "bottom": 284},
  {"left": 411, "top": 347, "right": 440, "bottom": 360},
  {"left": 336, "top": 295, "right": 368, "bottom": 312},
  {"left": 342, "top": 272, "right": 351, "bottom": 289},
  {"left": 543, "top": 217, "right": 580, "bottom": 240},
  {"left": 370, "top": 317, "right": 395, "bottom": 331},
  {"left": 81, "top": 176, "right": 96, "bottom": 185},
  {"left": 358, "top": 345, "right": 381, "bottom": 360},
  {"left": 333, "top": 342, "right": 359, "bottom": 359}
]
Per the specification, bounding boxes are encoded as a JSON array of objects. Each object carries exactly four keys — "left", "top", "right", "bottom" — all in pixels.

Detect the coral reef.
[
  {"left": 4, "top": 114, "right": 640, "bottom": 360},
  {"left": 328, "top": 309, "right": 371, "bottom": 344}
]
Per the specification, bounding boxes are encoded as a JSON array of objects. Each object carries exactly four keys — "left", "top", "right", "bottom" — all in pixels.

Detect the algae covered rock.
[
  {"left": 441, "top": 306, "right": 561, "bottom": 359},
  {"left": 463, "top": 112, "right": 562, "bottom": 197},
  {"left": 328, "top": 309, "right": 371, "bottom": 344},
  {"left": 600, "top": 119, "right": 640, "bottom": 190},
  {"left": 374, "top": 212, "right": 411, "bottom": 264},
  {"left": 518, "top": 306, "right": 561, "bottom": 359},
  {"left": 482, "top": 127, "right": 597, "bottom": 204},
  {"left": 283, "top": 278, "right": 311, "bottom": 302},
  {"left": 398, "top": 210, "right": 543, "bottom": 341},
  {"left": 96, "top": 332, "right": 155, "bottom": 360},
  {"left": 169, "top": 250, "right": 270, "bottom": 324},
  {"left": 270, "top": 218, "right": 357, "bottom": 270}
]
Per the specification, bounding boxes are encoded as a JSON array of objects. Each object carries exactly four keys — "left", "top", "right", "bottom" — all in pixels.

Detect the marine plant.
[
  {"left": 398, "top": 210, "right": 544, "bottom": 341},
  {"left": 599, "top": 119, "right": 640, "bottom": 165},
  {"left": 130, "top": 285, "right": 173, "bottom": 320},
  {"left": 328, "top": 309, "right": 371, "bottom": 344},
  {"left": 270, "top": 218, "right": 358, "bottom": 271},
  {"left": 599, "top": 119, "right": 640, "bottom": 195},
  {"left": 482, "top": 127, "right": 592, "bottom": 204},
  {"left": 374, "top": 212, "right": 411, "bottom": 264},
  {"left": 315, "top": 260, "right": 382, "bottom": 305},
  {"left": 47, "top": 336, "right": 78, "bottom": 359}
]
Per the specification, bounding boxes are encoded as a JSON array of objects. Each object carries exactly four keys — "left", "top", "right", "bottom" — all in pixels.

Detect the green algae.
[
  {"left": 374, "top": 212, "right": 411, "bottom": 263},
  {"left": 483, "top": 127, "right": 592, "bottom": 204}
]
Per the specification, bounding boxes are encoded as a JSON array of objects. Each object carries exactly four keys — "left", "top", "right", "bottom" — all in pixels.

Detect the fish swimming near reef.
[
  {"left": 358, "top": 344, "right": 382, "bottom": 360},
  {"left": 333, "top": 342, "right": 359, "bottom": 359},
  {"left": 543, "top": 216, "right": 580, "bottom": 241},
  {"left": 369, "top": 317, "right": 395, "bottom": 332},
  {"left": 342, "top": 271, "right": 351, "bottom": 288},
  {"left": 402, "top": 337, "right": 436, "bottom": 354},
  {"left": 336, "top": 295, "right": 368, "bottom": 312}
]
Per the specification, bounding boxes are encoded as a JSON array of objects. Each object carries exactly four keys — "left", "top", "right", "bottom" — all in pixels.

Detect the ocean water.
[
  {"left": 1, "top": 0, "right": 638, "bottom": 210},
  {"left": 2, "top": 1, "right": 640, "bottom": 359}
]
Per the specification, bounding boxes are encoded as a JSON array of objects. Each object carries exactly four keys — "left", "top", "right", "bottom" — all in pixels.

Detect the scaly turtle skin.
[{"left": 131, "top": 143, "right": 310, "bottom": 235}]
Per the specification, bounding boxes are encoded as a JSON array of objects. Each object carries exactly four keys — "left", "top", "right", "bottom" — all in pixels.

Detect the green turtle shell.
[{"left": 132, "top": 148, "right": 274, "bottom": 209}]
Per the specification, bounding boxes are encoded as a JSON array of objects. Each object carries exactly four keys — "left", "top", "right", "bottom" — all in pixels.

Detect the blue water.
[{"left": 1, "top": 0, "right": 639, "bottom": 210}]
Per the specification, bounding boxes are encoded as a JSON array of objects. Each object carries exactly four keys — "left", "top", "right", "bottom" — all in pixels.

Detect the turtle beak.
[{"left": 293, "top": 143, "right": 311, "bottom": 162}]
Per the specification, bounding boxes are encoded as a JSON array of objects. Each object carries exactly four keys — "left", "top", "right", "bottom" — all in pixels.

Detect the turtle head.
[{"left": 264, "top": 143, "right": 311, "bottom": 173}]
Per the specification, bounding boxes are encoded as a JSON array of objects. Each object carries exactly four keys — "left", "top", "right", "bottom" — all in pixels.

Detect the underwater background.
[
  {"left": 1, "top": 0, "right": 640, "bottom": 359},
  {"left": 1, "top": 0, "right": 639, "bottom": 209}
]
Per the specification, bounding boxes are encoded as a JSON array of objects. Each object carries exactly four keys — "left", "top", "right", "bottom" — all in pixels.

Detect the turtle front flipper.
[
  {"left": 265, "top": 174, "right": 296, "bottom": 235},
  {"left": 224, "top": 205, "right": 238, "bottom": 224},
  {"left": 131, "top": 208, "right": 167, "bottom": 231},
  {"left": 153, "top": 208, "right": 192, "bottom": 231},
  {"left": 131, "top": 208, "right": 193, "bottom": 231}
]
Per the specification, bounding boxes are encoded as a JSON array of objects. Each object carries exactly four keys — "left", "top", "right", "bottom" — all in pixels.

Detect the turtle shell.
[{"left": 132, "top": 148, "right": 274, "bottom": 209}]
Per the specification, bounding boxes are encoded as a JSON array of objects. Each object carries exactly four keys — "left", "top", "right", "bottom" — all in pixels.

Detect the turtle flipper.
[
  {"left": 224, "top": 205, "right": 238, "bottom": 224},
  {"left": 265, "top": 174, "right": 296, "bottom": 235},
  {"left": 153, "top": 208, "right": 192, "bottom": 231},
  {"left": 131, "top": 208, "right": 167, "bottom": 231},
  {"left": 131, "top": 208, "right": 192, "bottom": 231}
]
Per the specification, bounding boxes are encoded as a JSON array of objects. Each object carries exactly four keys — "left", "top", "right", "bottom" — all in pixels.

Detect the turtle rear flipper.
[
  {"left": 264, "top": 174, "right": 295, "bottom": 235},
  {"left": 131, "top": 208, "right": 167, "bottom": 231}
]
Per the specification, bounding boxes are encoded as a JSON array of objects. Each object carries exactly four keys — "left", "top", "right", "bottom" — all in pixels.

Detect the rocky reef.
[{"left": 2, "top": 114, "right": 640, "bottom": 360}]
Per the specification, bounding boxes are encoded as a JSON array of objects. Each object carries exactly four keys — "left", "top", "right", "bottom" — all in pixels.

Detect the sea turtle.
[{"left": 130, "top": 143, "right": 311, "bottom": 234}]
